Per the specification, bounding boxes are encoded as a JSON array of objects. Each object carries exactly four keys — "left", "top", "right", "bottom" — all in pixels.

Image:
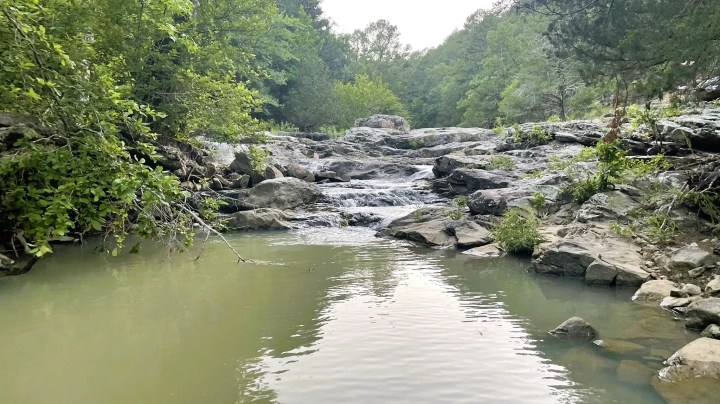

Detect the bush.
[
  {"left": 487, "top": 155, "right": 515, "bottom": 171},
  {"left": 493, "top": 209, "right": 544, "bottom": 255}
]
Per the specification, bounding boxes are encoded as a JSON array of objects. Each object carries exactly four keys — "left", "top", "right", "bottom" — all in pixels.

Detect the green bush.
[
  {"left": 493, "top": 209, "right": 544, "bottom": 255},
  {"left": 487, "top": 155, "right": 515, "bottom": 171}
]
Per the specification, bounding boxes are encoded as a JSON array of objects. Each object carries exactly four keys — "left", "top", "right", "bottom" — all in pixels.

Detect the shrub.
[
  {"left": 493, "top": 208, "right": 544, "bottom": 255},
  {"left": 531, "top": 191, "right": 547, "bottom": 211},
  {"left": 487, "top": 155, "right": 515, "bottom": 171}
]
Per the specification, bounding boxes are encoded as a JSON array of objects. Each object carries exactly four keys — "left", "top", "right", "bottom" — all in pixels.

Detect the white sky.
[{"left": 321, "top": 0, "right": 497, "bottom": 50}]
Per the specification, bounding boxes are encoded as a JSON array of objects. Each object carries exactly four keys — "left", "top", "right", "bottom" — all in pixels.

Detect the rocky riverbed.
[{"left": 2, "top": 107, "right": 720, "bottom": 400}]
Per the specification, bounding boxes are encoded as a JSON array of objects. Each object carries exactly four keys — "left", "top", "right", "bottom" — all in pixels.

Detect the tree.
[
  {"left": 0, "top": 0, "right": 273, "bottom": 256},
  {"left": 283, "top": 59, "right": 340, "bottom": 131},
  {"left": 347, "top": 19, "right": 411, "bottom": 79},
  {"left": 334, "top": 75, "right": 408, "bottom": 129},
  {"left": 515, "top": 0, "right": 720, "bottom": 98}
]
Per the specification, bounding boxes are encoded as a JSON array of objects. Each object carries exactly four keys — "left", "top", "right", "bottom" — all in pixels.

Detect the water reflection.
[{"left": 0, "top": 228, "right": 696, "bottom": 403}]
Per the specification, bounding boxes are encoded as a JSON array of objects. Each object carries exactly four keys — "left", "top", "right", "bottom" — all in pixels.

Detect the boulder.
[
  {"left": 706, "top": 276, "right": 720, "bottom": 296},
  {"left": 453, "top": 220, "right": 493, "bottom": 248},
  {"left": 682, "top": 283, "right": 703, "bottom": 296},
  {"left": 316, "top": 171, "right": 351, "bottom": 182},
  {"left": 468, "top": 189, "right": 509, "bottom": 216},
  {"left": 685, "top": 298, "right": 720, "bottom": 330},
  {"left": 701, "top": 324, "right": 720, "bottom": 339},
  {"left": 377, "top": 208, "right": 456, "bottom": 247},
  {"left": 286, "top": 163, "right": 315, "bottom": 182},
  {"left": 633, "top": 280, "right": 677, "bottom": 302},
  {"left": 574, "top": 191, "right": 641, "bottom": 223},
  {"left": 695, "top": 77, "right": 720, "bottom": 102},
  {"left": 531, "top": 228, "right": 648, "bottom": 286},
  {"left": 225, "top": 209, "right": 293, "bottom": 231},
  {"left": 250, "top": 165, "right": 284, "bottom": 186},
  {"left": 462, "top": 244, "right": 506, "bottom": 259},
  {"left": 228, "top": 149, "right": 254, "bottom": 175},
  {"left": 354, "top": 114, "right": 410, "bottom": 132},
  {"left": 660, "top": 296, "right": 693, "bottom": 310},
  {"left": 433, "top": 168, "right": 512, "bottom": 195},
  {"left": 549, "top": 317, "right": 598, "bottom": 340},
  {"left": 667, "top": 244, "right": 716, "bottom": 270},
  {"left": 658, "top": 338, "right": 720, "bottom": 382},
  {"left": 242, "top": 178, "right": 322, "bottom": 210}
]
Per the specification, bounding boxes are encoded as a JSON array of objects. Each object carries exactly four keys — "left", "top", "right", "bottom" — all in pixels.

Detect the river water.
[{"left": 0, "top": 226, "right": 695, "bottom": 403}]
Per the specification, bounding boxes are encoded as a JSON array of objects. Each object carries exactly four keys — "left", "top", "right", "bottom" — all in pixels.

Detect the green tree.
[{"left": 334, "top": 75, "right": 408, "bottom": 129}]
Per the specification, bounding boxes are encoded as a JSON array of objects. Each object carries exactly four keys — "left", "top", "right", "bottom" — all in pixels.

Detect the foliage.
[
  {"left": 516, "top": 0, "right": 720, "bottom": 99},
  {"left": 487, "top": 155, "right": 515, "bottom": 171},
  {"left": 492, "top": 208, "right": 544, "bottom": 255},
  {"left": 609, "top": 221, "right": 635, "bottom": 239},
  {"left": 647, "top": 213, "right": 679, "bottom": 245},
  {"left": 512, "top": 125, "right": 552, "bottom": 147},
  {"left": 334, "top": 75, "right": 408, "bottom": 129},
  {"left": 531, "top": 192, "right": 546, "bottom": 211},
  {"left": 0, "top": 0, "right": 269, "bottom": 256},
  {"left": 247, "top": 146, "right": 271, "bottom": 174}
]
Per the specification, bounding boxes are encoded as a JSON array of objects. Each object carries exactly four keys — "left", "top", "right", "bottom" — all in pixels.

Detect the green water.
[{"left": 0, "top": 228, "right": 697, "bottom": 403}]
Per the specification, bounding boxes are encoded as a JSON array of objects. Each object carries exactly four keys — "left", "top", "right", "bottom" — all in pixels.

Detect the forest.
[{"left": 1, "top": 0, "right": 719, "bottom": 257}]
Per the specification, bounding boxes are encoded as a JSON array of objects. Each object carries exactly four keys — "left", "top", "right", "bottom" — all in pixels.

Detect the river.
[{"left": 0, "top": 226, "right": 694, "bottom": 403}]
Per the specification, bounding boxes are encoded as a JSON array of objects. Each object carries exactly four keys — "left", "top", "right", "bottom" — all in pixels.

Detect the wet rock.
[
  {"left": 667, "top": 244, "right": 716, "bottom": 270},
  {"left": 225, "top": 208, "right": 294, "bottom": 231},
  {"left": 701, "top": 324, "right": 720, "bottom": 339},
  {"left": 595, "top": 339, "right": 645, "bottom": 355},
  {"left": 585, "top": 259, "right": 649, "bottom": 287},
  {"left": 354, "top": 114, "right": 410, "bottom": 132},
  {"left": 462, "top": 244, "right": 506, "bottom": 259},
  {"left": 616, "top": 360, "right": 654, "bottom": 385},
  {"left": 633, "top": 280, "right": 677, "bottom": 302},
  {"left": 658, "top": 338, "right": 720, "bottom": 382},
  {"left": 549, "top": 317, "right": 598, "bottom": 340},
  {"left": 316, "top": 171, "right": 351, "bottom": 182},
  {"left": 378, "top": 208, "right": 456, "bottom": 247},
  {"left": 242, "top": 178, "right": 322, "bottom": 210},
  {"left": 0, "top": 253, "right": 38, "bottom": 276},
  {"left": 685, "top": 298, "right": 720, "bottom": 330}
]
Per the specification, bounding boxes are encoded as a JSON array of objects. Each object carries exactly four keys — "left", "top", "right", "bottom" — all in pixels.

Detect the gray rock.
[
  {"left": 250, "top": 165, "right": 284, "bottom": 185},
  {"left": 668, "top": 244, "right": 716, "bottom": 270},
  {"left": 705, "top": 276, "right": 720, "bottom": 296},
  {"left": 316, "top": 171, "right": 351, "bottom": 182},
  {"left": 286, "top": 163, "right": 314, "bottom": 182},
  {"left": 688, "top": 266, "right": 707, "bottom": 278},
  {"left": 454, "top": 221, "right": 493, "bottom": 248},
  {"left": 434, "top": 168, "right": 512, "bottom": 196},
  {"left": 549, "top": 317, "right": 598, "bottom": 340},
  {"left": 660, "top": 296, "right": 693, "bottom": 310},
  {"left": 575, "top": 191, "right": 641, "bottom": 223},
  {"left": 377, "top": 208, "right": 456, "bottom": 247},
  {"left": 467, "top": 189, "right": 509, "bottom": 216},
  {"left": 695, "top": 77, "right": 720, "bottom": 102},
  {"left": 242, "top": 178, "right": 322, "bottom": 210},
  {"left": 354, "top": 114, "right": 410, "bottom": 132},
  {"left": 685, "top": 298, "right": 720, "bottom": 330},
  {"left": 462, "top": 244, "right": 506, "bottom": 259},
  {"left": 633, "top": 280, "right": 677, "bottom": 302},
  {"left": 700, "top": 324, "right": 720, "bottom": 339},
  {"left": 532, "top": 228, "right": 647, "bottom": 286},
  {"left": 228, "top": 149, "right": 255, "bottom": 175},
  {"left": 682, "top": 283, "right": 703, "bottom": 296},
  {"left": 670, "top": 289, "right": 689, "bottom": 298},
  {"left": 225, "top": 209, "right": 293, "bottom": 231},
  {"left": 0, "top": 112, "right": 39, "bottom": 128},
  {"left": 658, "top": 338, "right": 720, "bottom": 382}
]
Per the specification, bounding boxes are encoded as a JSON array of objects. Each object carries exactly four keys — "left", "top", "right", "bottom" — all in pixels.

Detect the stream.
[{"left": 0, "top": 168, "right": 698, "bottom": 403}]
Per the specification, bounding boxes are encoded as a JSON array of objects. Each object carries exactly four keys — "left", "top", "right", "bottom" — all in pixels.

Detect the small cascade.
[{"left": 319, "top": 165, "right": 442, "bottom": 228}]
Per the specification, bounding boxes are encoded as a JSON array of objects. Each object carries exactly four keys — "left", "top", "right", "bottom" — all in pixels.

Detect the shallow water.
[{"left": 0, "top": 228, "right": 697, "bottom": 403}]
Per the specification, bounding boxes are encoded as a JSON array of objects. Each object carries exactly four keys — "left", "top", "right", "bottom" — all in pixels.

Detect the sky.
[{"left": 321, "top": 0, "right": 497, "bottom": 50}]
